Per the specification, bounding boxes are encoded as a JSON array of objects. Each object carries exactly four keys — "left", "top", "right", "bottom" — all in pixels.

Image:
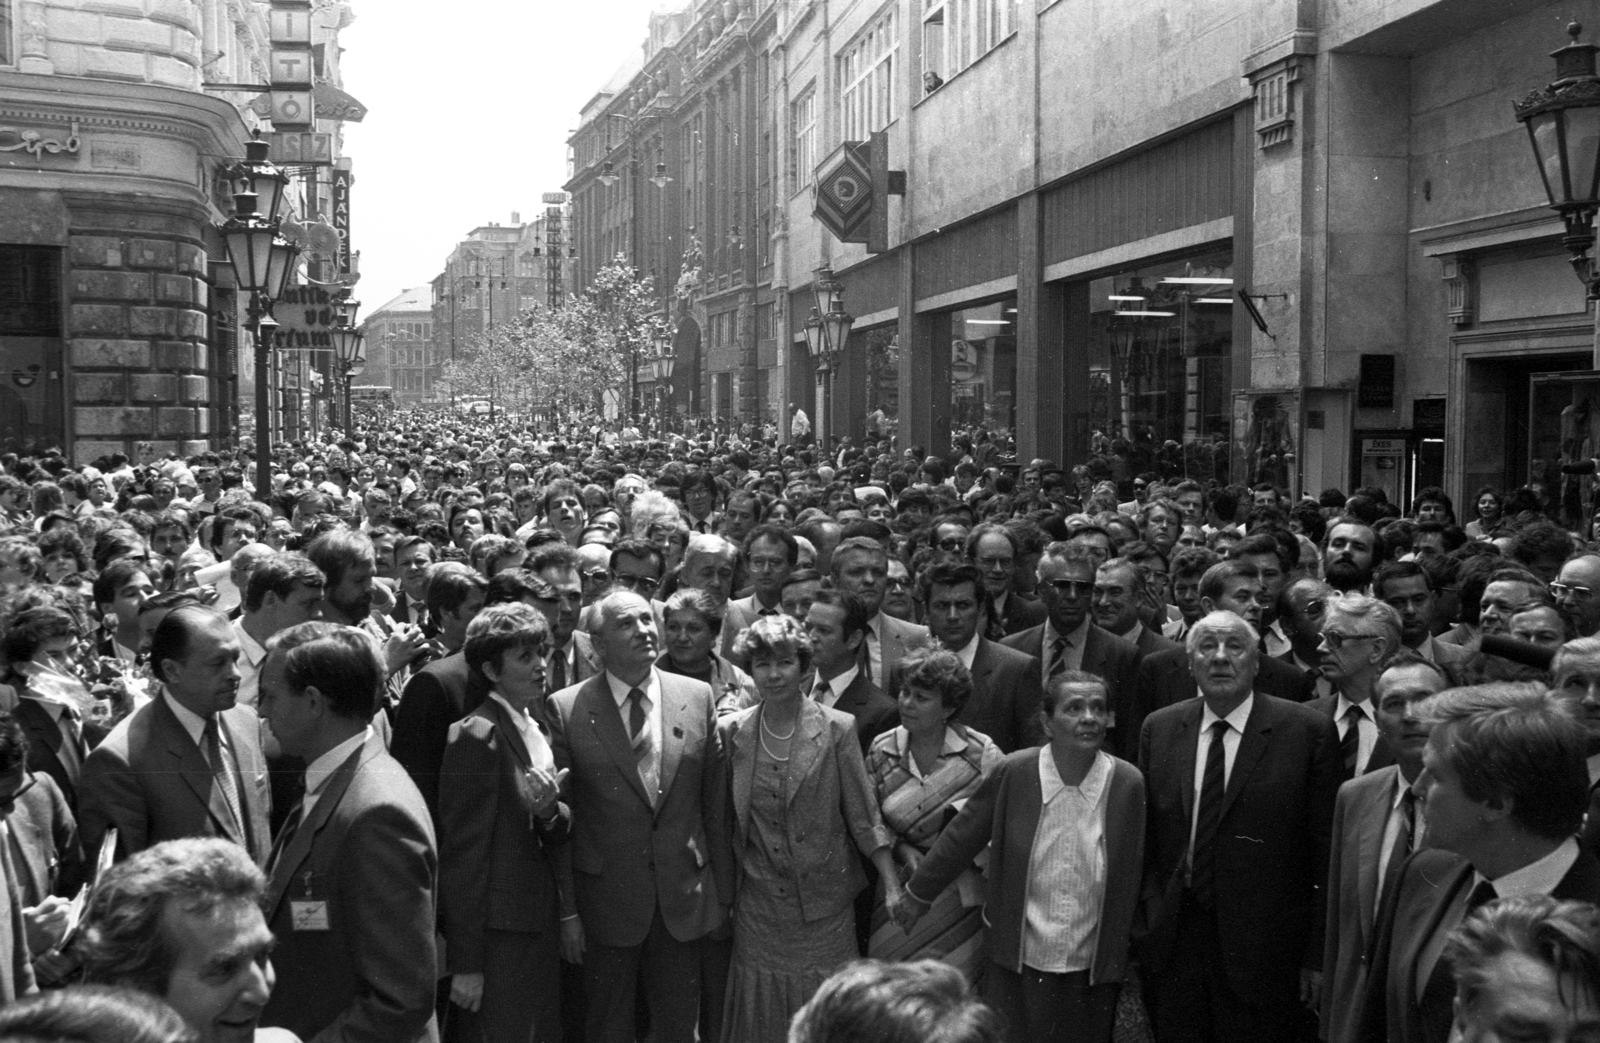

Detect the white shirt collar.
[
  {"left": 1481, "top": 837, "right": 1582, "bottom": 900},
  {"left": 1039, "top": 746, "right": 1111, "bottom": 804},
  {"left": 816, "top": 663, "right": 860, "bottom": 699},
  {"left": 1200, "top": 692, "right": 1255, "bottom": 735},
  {"left": 305, "top": 728, "right": 372, "bottom": 798},
  {"left": 1587, "top": 752, "right": 1600, "bottom": 787},
  {"left": 606, "top": 668, "right": 661, "bottom": 708},
  {"left": 1335, "top": 692, "right": 1374, "bottom": 717},
  {"left": 162, "top": 690, "right": 210, "bottom": 748},
  {"left": 953, "top": 631, "right": 981, "bottom": 670},
  {"left": 233, "top": 619, "right": 267, "bottom": 667}
]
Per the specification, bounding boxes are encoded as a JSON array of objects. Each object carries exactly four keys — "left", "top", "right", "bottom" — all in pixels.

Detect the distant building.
[{"left": 362, "top": 287, "right": 434, "bottom": 407}]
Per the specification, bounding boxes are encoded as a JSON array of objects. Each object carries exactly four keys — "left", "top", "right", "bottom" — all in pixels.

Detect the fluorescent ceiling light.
[
  {"left": 1195, "top": 297, "right": 1232, "bottom": 304},
  {"left": 965, "top": 319, "right": 1011, "bottom": 325},
  {"left": 1115, "top": 310, "right": 1175, "bottom": 318},
  {"left": 1160, "top": 277, "right": 1233, "bottom": 285},
  {"left": 1107, "top": 294, "right": 1145, "bottom": 301}
]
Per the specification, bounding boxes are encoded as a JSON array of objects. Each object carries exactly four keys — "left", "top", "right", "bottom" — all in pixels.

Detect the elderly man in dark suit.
[
  {"left": 548, "top": 590, "right": 731, "bottom": 1043},
  {"left": 1137, "top": 610, "right": 1341, "bottom": 1043},
  {"left": 1549, "top": 637, "right": 1600, "bottom": 858},
  {"left": 1320, "top": 652, "right": 1445, "bottom": 1043},
  {"left": 1002, "top": 543, "right": 1139, "bottom": 759},
  {"left": 1311, "top": 593, "right": 1401, "bottom": 782},
  {"left": 1129, "top": 561, "right": 1315, "bottom": 752},
  {"left": 79, "top": 605, "right": 272, "bottom": 865},
  {"left": 803, "top": 588, "right": 898, "bottom": 752},
  {"left": 1361, "top": 683, "right": 1600, "bottom": 1043},
  {"left": 892, "top": 561, "right": 1043, "bottom": 754},
  {"left": 257, "top": 622, "right": 439, "bottom": 1043}
]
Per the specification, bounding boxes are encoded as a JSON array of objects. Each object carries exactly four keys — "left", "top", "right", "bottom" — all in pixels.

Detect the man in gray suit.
[
  {"left": 79, "top": 605, "right": 272, "bottom": 865},
  {"left": 831, "top": 537, "right": 929, "bottom": 686},
  {"left": 549, "top": 590, "right": 732, "bottom": 1043},
  {"left": 1320, "top": 652, "right": 1445, "bottom": 1043},
  {"left": 257, "top": 622, "right": 439, "bottom": 1043}
]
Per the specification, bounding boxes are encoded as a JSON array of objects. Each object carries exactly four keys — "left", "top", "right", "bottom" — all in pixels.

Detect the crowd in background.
[{"left": 0, "top": 409, "right": 1588, "bottom": 1043}]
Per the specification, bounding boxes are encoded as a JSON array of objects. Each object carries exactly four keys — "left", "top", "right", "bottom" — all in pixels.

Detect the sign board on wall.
[
  {"left": 331, "top": 164, "right": 351, "bottom": 275},
  {"left": 269, "top": 1, "right": 315, "bottom": 130}
]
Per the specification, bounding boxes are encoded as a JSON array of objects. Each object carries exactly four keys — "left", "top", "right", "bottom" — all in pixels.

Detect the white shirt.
[
  {"left": 1292, "top": 651, "right": 1334, "bottom": 700},
  {"left": 1188, "top": 694, "right": 1254, "bottom": 873},
  {"left": 1023, "top": 748, "right": 1111, "bottom": 972},
  {"left": 233, "top": 619, "right": 268, "bottom": 709},
  {"left": 1587, "top": 752, "right": 1600, "bottom": 787},
  {"left": 301, "top": 728, "right": 372, "bottom": 824},
  {"left": 1334, "top": 693, "right": 1380, "bottom": 776},
  {"left": 1263, "top": 620, "right": 1291, "bottom": 658},
  {"left": 813, "top": 664, "right": 860, "bottom": 710},
  {"left": 163, "top": 690, "right": 212, "bottom": 750},
  {"left": 865, "top": 613, "right": 894, "bottom": 685},
  {"left": 487, "top": 692, "right": 556, "bottom": 775}
]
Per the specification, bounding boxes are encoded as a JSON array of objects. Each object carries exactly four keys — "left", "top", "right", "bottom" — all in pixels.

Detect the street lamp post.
[
  {"left": 330, "top": 323, "right": 365, "bottom": 435},
  {"left": 800, "top": 265, "right": 854, "bottom": 455},
  {"left": 648, "top": 321, "right": 677, "bottom": 432},
  {"left": 1515, "top": 22, "right": 1600, "bottom": 366},
  {"left": 219, "top": 134, "right": 298, "bottom": 501}
]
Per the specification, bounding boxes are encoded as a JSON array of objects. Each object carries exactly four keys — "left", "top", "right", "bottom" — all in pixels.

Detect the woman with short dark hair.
[{"left": 864, "top": 647, "right": 999, "bottom": 973}]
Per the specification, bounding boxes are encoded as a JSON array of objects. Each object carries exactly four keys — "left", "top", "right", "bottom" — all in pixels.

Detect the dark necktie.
[
  {"left": 627, "top": 687, "right": 647, "bottom": 745},
  {"left": 1190, "top": 720, "right": 1229, "bottom": 908},
  {"left": 550, "top": 648, "right": 567, "bottom": 692},
  {"left": 1049, "top": 635, "right": 1069, "bottom": 679},
  {"left": 1380, "top": 787, "right": 1417, "bottom": 902},
  {"left": 1419, "top": 879, "right": 1497, "bottom": 1033},
  {"left": 1464, "top": 879, "right": 1497, "bottom": 918},
  {"left": 202, "top": 718, "right": 245, "bottom": 843},
  {"left": 1340, "top": 704, "right": 1365, "bottom": 780},
  {"left": 266, "top": 799, "right": 305, "bottom": 878}
]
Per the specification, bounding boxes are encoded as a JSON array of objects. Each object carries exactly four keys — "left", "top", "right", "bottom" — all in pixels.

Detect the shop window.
[
  {"left": 949, "top": 298, "right": 1015, "bottom": 440},
  {"left": 0, "top": 246, "right": 61, "bottom": 337},
  {"left": 1083, "top": 247, "right": 1233, "bottom": 484},
  {"left": 923, "top": 0, "right": 1010, "bottom": 86},
  {"left": 862, "top": 325, "right": 899, "bottom": 442}
]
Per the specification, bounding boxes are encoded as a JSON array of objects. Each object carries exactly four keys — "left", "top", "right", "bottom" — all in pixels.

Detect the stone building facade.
[
  {"left": 0, "top": 0, "right": 358, "bottom": 464},
  {"left": 568, "top": 0, "right": 1600, "bottom": 508},
  {"left": 362, "top": 285, "right": 432, "bottom": 406}
]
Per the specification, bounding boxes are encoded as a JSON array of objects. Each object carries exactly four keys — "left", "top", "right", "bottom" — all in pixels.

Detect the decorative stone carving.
[
  {"left": 1439, "top": 255, "right": 1474, "bottom": 326},
  {"left": 18, "top": 2, "right": 51, "bottom": 75},
  {"left": 1248, "top": 56, "right": 1303, "bottom": 150}
]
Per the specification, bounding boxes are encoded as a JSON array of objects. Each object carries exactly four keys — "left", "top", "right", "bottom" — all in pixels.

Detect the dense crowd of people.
[{"left": 0, "top": 409, "right": 1590, "bottom": 1043}]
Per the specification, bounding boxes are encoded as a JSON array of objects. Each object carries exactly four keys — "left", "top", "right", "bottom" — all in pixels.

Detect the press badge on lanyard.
[{"left": 291, "top": 870, "right": 330, "bottom": 931}]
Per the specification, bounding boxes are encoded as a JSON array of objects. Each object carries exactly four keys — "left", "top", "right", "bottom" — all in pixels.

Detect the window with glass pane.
[
  {"left": 791, "top": 89, "right": 816, "bottom": 192},
  {"left": 839, "top": 6, "right": 897, "bottom": 142},
  {"left": 861, "top": 325, "right": 899, "bottom": 442},
  {"left": 949, "top": 299, "right": 1016, "bottom": 439},
  {"left": 1084, "top": 247, "right": 1233, "bottom": 483}
]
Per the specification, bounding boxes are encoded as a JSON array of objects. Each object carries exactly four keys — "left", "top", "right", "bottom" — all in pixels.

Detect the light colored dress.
[{"left": 865, "top": 723, "right": 1001, "bottom": 978}]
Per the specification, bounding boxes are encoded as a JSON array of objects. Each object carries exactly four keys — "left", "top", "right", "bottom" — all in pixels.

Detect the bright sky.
[{"left": 339, "top": 0, "right": 665, "bottom": 313}]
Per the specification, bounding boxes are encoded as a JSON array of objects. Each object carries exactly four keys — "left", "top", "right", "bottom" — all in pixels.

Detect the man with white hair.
[
  {"left": 675, "top": 533, "right": 738, "bottom": 608},
  {"left": 1314, "top": 593, "right": 1402, "bottom": 781},
  {"left": 1138, "top": 610, "right": 1341, "bottom": 1043}
]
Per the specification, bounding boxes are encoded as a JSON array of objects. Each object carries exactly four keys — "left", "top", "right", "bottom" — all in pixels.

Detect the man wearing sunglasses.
[
  {"left": 1551, "top": 554, "right": 1600, "bottom": 640},
  {"left": 1002, "top": 542, "right": 1140, "bottom": 759},
  {"left": 1312, "top": 593, "right": 1401, "bottom": 782}
]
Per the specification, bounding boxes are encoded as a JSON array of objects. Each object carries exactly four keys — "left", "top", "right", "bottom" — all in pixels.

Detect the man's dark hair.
[
  {"left": 1228, "top": 531, "right": 1294, "bottom": 574},
  {"left": 148, "top": 605, "right": 230, "bottom": 684},
  {"left": 1170, "top": 546, "right": 1222, "bottom": 582},
  {"left": 789, "top": 958, "right": 1002, "bottom": 1043},
  {"left": 609, "top": 536, "right": 664, "bottom": 577},
  {"left": 743, "top": 524, "right": 799, "bottom": 566},
  {"left": 484, "top": 567, "right": 556, "bottom": 607},
  {"left": 1198, "top": 560, "right": 1261, "bottom": 603},
  {"left": 267, "top": 621, "right": 383, "bottom": 720},
  {"left": 1415, "top": 521, "right": 1469, "bottom": 555},
  {"left": 808, "top": 587, "right": 870, "bottom": 640},
  {"left": 424, "top": 562, "right": 487, "bottom": 627},
  {"left": 526, "top": 542, "right": 582, "bottom": 577},
  {"left": 0, "top": 983, "right": 196, "bottom": 1043},
  {"left": 0, "top": 710, "right": 27, "bottom": 776},
  {"left": 918, "top": 559, "right": 986, "bottom": 606},
  {"left": 1510, "top": 521, "right": 1575, "bottom": 570},
  {"left": 1445, "top": 896, "right": 1600, "bottom": 1014},
  {"left": 243, "top": 553, "right": 325, "bottom": 614},
  {"left": 92, "top": 557, "right": 151, "bottom": 608}
]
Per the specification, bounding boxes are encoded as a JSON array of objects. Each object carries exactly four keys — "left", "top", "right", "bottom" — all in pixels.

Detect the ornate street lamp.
[
  {"left": 231, "top": 131, "right": 292, "bottom": 225},
  {"left": 331, "top": 323, "right": 363, "bottom": 436},
  {"left": 648, "top": 321, "right": 677, "bottom": 428},
  {"left": 801, "top": 267, "right": 853, "bottom": 452},
  {"left": 1516, "top": 23, "right": 1600, "bottom": 314}
]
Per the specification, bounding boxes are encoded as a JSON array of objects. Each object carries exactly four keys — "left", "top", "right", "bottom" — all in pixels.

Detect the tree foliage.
[{"left": 438, "top": 254, "right": 662, "bottom": 415}]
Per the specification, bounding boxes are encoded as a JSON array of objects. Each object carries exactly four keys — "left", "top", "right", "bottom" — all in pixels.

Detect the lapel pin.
[{"left": 673, "top": 726, "right": 684, "bottom": 738}]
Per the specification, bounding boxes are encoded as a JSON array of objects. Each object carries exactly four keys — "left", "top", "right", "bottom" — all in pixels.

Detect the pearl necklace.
[{"left": 759, "top": 707, "right": 795, "bottom": 762}]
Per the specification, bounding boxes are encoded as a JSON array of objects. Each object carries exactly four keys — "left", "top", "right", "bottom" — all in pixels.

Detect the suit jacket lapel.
[
  {"left": 265, "top": 736, "right": 370, "bottom": 922},
  {"left": 969, "top": 639, "right": 996, "bottom": 692},
  {"left": 728, "top": 710, "right": 760, "bottom": 841},
  {"left": 156, "top": 698, "right": 244, "bottom": 847},
  {"left": 786, "top": 703, "right": 827, "bottom": 806},
  {"left": 582, "top": 678, "right": 654, "bottom": 808},
  {"left": 484, "top": 698, "right": 531, "bottom": 771},
  {"left": 1175, "top": 703, "right": 1200, "bottom": 825},
  {"left": 1396, "top": 857, "right": 1472, "bottom": 992},
  {"left": 1081, "top": 627, "right": 1104, "bottom": 676},
  {"left": 1355, "top": 768, "right": 1396, "bottom": 939},
  {"left": 1218, "top": 696, "right": 1272, "bottom": 822},
  {"left": 655, "top": 678, "right": 686, "bottom": 805}
]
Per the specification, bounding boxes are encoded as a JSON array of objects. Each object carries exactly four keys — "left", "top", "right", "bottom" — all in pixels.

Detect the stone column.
[{"left": 64, "top": 192, "right": 213, "bottom": 464}]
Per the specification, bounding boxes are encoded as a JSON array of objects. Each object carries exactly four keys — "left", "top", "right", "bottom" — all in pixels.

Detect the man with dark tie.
[
  {"left": 1321, "top": 652, "right": 1445, "bottom": 1043},
  {"left": 1547, "top": 636, "right": 1600, "bottom": 859},
  {"left": 802, "top": 588, "right": 898, "bottom": 754},
  {"left": 1137, "top": 610, "right": 1341, "bottom": 1043},
  {"left": 1361, "top": 683, "right": 1600, "bottom": 1043},
  {"left": 527, "top": 544, "right": 600, "bottom": 692},
  {"left": 1279, "top": 577, "right": 1336, "bottom": 699},
  {"left": 1002, "top": 542, "right": 1138, "bottom": 758},
  {"left": 79, "top": 605, "right": 272, "bottom": 865},
  {"left": 831, "top": 537, "right": 928, "bottom": 686},
  {"left": 548, "top": 590, "right": 731, "bottom": 1043},
  {"left": 722, "top": 525, "right": 795, "bottom": 641},
  {"left": 1312, "top": 593, "right": 1401, "bottom": 782}
]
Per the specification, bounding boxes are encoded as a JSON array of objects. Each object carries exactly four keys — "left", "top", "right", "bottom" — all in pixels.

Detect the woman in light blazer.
[
  {"left": 900, "top": 669, "right": 1146, "bottom": 1043},
  {"left": 717, "top": 615, "right": 902, "bottom": 1043}
]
